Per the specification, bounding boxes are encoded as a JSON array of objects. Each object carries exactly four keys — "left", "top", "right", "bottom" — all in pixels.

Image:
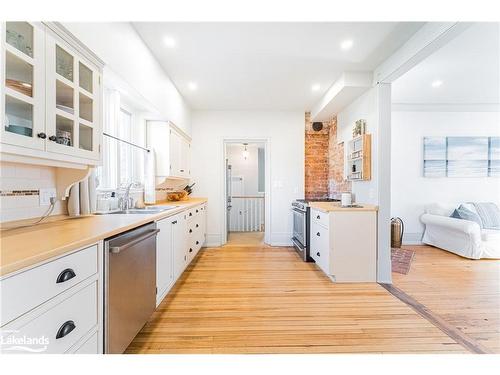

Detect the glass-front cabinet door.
[
  {"left": 1, "top": 22, "right": 46, "bottom": 150},
  {"left": 45, "top": 32, "right": 100, "bottom": 160}
]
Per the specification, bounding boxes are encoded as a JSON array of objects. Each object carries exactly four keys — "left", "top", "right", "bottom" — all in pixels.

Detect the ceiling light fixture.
[
  {"left": 340, "top": 39, "right": 353, "bottom": 50},
  {"left": 188, "top": 82, "right": 198, "bottom": 91},
  {"left": 242, "top": 143, "right": 249, "bottom": 160},
  {"left": 311, "top": 84, "right": 321, "bottom": 92},
  {"left": 163, "top": 36, "right": 176, "bottom": 48},
  {"left": 431, "top": 80, "right": 443, "bottom": 88}
]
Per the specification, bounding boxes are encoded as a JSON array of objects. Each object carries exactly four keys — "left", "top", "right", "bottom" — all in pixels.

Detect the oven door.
[{"left": 292, "top": 208, "right": 307, "bottom": 248}]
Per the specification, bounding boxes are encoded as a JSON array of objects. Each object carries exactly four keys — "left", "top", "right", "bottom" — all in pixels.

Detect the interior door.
[{"left": 226, "top": 160, "right": 232, "bottom": 235}]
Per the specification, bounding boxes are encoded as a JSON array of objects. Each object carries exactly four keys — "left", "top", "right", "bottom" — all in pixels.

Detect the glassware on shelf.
[
  {"left": 5, "top": 95, "right": 33, "bottom": 137},
  {"left": 79, "top": 62, "right": 93, "bottom": 93},
  {"left": 6, "top": 22, "right": 34, "bottom": 58},
  {"left": 56, "top": 45, "right": 73, "bottom": 81},
  {"left": 55, "top": 115, "right": 73, "bottom": 146}
]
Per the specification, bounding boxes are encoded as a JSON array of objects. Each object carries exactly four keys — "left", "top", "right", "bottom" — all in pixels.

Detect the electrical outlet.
[{"left": 39, "top": 188, "right": 56, "bottom": 206}]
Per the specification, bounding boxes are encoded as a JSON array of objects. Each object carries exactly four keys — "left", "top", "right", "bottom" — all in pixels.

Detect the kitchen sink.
[{"left": 107, "top": 206, "right": 178, "bottom": 214}]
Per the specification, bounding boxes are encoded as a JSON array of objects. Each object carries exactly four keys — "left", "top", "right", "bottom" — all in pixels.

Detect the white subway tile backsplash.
[{"left": 0, "top": 162, "right": 67, "bottom": 222}]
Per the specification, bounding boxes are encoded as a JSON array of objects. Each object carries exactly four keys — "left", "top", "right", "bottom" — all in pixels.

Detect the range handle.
[{"left": 109, "top": 229, "right": 160, "bottom": 254}]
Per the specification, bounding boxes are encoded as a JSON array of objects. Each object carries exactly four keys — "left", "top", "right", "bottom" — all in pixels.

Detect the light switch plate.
[{"left": 39, "top": 188, "right": 56, "bottom": 206}]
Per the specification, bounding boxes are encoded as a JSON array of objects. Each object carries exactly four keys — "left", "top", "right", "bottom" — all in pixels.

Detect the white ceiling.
[
  {"left": 133, "top": 22, "right": 423, "bottom": 110},
  {"left": 392, "top": 23, "right": 500, "bottom": 105}
]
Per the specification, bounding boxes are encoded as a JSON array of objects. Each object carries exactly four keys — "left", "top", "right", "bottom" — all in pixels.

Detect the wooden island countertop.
[
  {"left": 0, "top": 198, "right": 207, "bottom": 277},
  {"left": 308, "top": 201, "right": 378, "bottom": 213}
]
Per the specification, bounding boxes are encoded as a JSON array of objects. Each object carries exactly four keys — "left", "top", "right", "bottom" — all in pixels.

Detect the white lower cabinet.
[
  {"left": 156, "top": 203, "right": 207, "bottom": 306},
  {"left": 309, "top": 208, "right": 377, "bottom": 282},
  {"left": 0, "top": 244, "right": 102, "bottom": 354},
  {"left": 71, "top": 330, "right": 98, "bottom": 354}
]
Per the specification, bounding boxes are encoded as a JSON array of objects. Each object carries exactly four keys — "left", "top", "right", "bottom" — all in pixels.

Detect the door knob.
[
  {"left": 48, "top": 135, "right": 57, "bottom": 142},
  {"left": 37, "top": 132, "right": 47, "bottom": 139}
]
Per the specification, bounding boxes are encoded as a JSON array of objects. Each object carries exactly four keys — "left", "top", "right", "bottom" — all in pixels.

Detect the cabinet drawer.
[
  {"left": 2, "top": 281, "right": 98, "bottom": 354},
  {"left": 1, "top": 245, "right": 98, "bottom": 326},
  {"left": 311, "top": 209, "right": 329, "bottom": 228},
  {"left": 310, "top": 223, "right": 330, "bottom": 274}
]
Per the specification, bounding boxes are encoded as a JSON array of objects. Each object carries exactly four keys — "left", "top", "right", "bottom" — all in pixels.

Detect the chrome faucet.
[{"left": 119, "top": 183, "right": 135, "bottom": 210}]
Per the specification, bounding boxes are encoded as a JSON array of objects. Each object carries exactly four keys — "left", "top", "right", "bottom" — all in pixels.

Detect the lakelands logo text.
[{"left": 0, "top": 330, "right": 49, "bottom": 353}]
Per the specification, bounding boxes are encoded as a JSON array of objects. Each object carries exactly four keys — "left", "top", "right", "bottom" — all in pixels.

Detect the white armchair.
[{"left": 421, "top": 204, "right": 500, "bottom": 259}]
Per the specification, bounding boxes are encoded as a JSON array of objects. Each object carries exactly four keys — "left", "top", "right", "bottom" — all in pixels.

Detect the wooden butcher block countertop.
[
  {"left": 0, "top": 198, "right": 207, "bottom": 277},
  {"left": 309, "top": 201, "right": 378, "bottom": 213}
]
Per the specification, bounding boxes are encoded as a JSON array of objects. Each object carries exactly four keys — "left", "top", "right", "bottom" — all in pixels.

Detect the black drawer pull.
[
  {"left": 189, "top": 248, "right": 193, "bottom": 253},
  {"left": 56, "top": 268, "right": 76, "bottom": 284},
  {"left": 316, "top": 215, "right": 320, "bottom": 219},
  {"left": 196, "top": 209, "right": 199, "bottom": 213},
  {"left": 196, "top": 241, "right": 199, "bottom": 245},
  {"left": 189, "top": 229, "right": 193, "bottom": 233},
  {"left": 172, "top": 220, "right": 177, "bottom": 224},
  {"left": 316, "top": 252, "right": 320, "bottom": 257},
  {"left": 316, "top": 232, "right": 320, "bottom": 237},
  {"left": 196, "top": 224, "right": 199, "bottom": 228},
  {"left": 56, "top": 320, "right": 76, "bottom": 339}
]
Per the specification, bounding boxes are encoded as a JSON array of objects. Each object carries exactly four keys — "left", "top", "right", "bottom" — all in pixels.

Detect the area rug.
[{"left": 391, "top": 248, "right": 416, "bottom": 275}]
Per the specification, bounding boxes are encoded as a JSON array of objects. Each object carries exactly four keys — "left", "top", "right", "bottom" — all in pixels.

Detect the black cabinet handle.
[
  {"left": 189, "top": 229, "right": 193, "bottom": 233},
  {"left": 172, "top": 220, "right": 177, "bottom": 224},
  {"left": 48, "top": 135, "right": 57, "bottom": 142},
  {"left": 316, "top": 215, "right": 320, "bottom": 219},
  {"left": 196, "top": 224, "right": 199, "bottom": 228},
  {"left": 316, "top": 232, "right": 320, "bottom": 237},
  {"left": 189, "top": 212, "right": 193, "bottom": 217},
  {"left": 189, "top": 248, "right": 193, "bottom": 253},
  {"left": 316, "top": 252, "right": 320, "bottom": 257},
  {"left": 180, "top": 169, "right": 185, "bottom": 172},
  {"left": 56, "top": 320, "right": 76, "bottom": 339},
  {"left": 37, "top": 132, "right": 47, "bottom": 139},
  {"left": 196, "top": 241, "right": 199, "bottom": 245},
  {"left": 196, "top": 209, "right": 199, "bottom": 213},
  {"left": 56, "top": 268, "right": 76, "bottom": 284}
]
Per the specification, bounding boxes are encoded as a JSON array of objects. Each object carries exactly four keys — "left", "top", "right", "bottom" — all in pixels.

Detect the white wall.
[
  {"left": 63, "top": 22, "right": 191, "bottom": 135},
  {"left": 391, "top": 110, "right": 500, "bottom": 243},
  {"left": 191, "top": 110, "right": 304, "bottom": 247},
  {"left": 226, "top": 143, "right": 264, "bottom": 196}
]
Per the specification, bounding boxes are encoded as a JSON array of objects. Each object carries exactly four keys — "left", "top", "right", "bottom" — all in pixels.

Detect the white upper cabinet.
[
  {"left": 1, "top": 22, "right": 103, "bottom": 167},
  {"left": 147, "top": 121, "right": 191, "bottom": 179},
  {"left": 1, "top": 22, "right": 45, "bottom": 150},
  {"left": 45, "top": 31, "right": 101, "bottom": 160}
]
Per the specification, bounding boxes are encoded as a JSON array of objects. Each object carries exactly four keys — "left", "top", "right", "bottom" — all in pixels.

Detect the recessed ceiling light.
[
  {"left": 163, "top": 36, "right": 176, "bottom": 48},
  {"left": 340, "top": 39, "right": 353, "bottom": 50},
  {"left": 431, "top": 80, "right": 443, "bottom": 88},
  {"left": 311, "top": 84, "right": 321, "bottom": 92},
  {"left": 188, "top": 82, "right": 198, "bottom": 91}
]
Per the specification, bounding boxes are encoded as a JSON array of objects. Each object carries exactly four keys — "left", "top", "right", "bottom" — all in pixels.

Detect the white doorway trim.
[{"left": 222, "top": 138, "right": 271, "bottom": 246}]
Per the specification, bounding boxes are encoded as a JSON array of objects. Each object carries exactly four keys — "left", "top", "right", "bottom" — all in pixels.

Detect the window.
[{"left": 96, "top": 89, "right": 145, "bottom": 190}]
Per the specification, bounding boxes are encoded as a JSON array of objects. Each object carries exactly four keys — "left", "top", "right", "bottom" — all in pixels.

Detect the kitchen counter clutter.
[{"left": 0, "top": 198, "right": 207, "bottom": 277}]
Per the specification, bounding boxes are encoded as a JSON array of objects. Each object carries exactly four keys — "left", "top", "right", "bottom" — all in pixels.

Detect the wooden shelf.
[{"left": 347, "top": 134, "right": 371, "bottom": 181}]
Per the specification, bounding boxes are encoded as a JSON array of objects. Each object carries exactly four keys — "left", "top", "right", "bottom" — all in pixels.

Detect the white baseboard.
[
  {"left": 402, "top": 232, "right": 423, "bottom": 245},
  {"left": 203, "top": 233, "right": 223, "bottom": 248}
]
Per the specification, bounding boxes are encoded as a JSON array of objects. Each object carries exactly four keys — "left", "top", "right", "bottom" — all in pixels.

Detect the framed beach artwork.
[{"left": 423, "top": 136, "right": 500, "bottom": 178}]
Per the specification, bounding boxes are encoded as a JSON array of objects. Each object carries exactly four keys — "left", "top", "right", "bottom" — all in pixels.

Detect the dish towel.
[
  {"left": 144, "top": 150, "right": 156, "bottom": 204},
  {"left": 68, "top": 169, "right": 97, "bottom": 217}
]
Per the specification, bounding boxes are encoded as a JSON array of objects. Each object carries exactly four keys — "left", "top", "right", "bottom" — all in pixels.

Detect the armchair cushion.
[{"left": 451, "top": 205, "right": 483, "bottom": 228}]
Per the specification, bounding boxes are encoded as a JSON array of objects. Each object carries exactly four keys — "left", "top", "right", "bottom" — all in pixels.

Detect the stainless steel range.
[{"left": 291, "top": 198, "right": 340, "bottom": 262}]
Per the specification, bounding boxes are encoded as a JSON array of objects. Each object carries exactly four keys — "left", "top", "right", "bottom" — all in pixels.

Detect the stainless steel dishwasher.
[{"left": 104, "top": 222, "right": 159, "bottom": 354}]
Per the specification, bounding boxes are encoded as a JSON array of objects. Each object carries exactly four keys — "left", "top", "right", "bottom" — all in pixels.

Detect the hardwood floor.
[
  {"left": 226, "top": 231, "right": 265, "bottom": 247},
  {"left": 126, "top": 243, "right": 469, "bottom": 354},
  {"left": 392, "top": 245, "right": 500, "bottom": 354}
]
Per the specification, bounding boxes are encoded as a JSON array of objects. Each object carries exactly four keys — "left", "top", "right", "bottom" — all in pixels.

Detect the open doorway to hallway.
[{"left": 224, "top": 141, "right": 266, "bottom": 246}]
